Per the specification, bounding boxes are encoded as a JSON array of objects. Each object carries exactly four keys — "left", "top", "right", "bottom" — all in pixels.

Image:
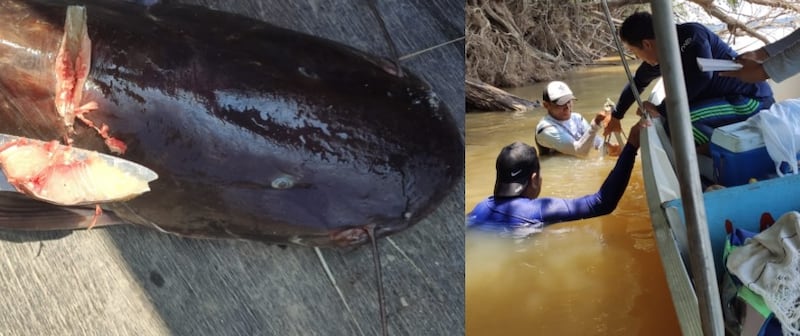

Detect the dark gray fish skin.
[{"left": 0, "top": 0, "right": 464, "bottom": 247}]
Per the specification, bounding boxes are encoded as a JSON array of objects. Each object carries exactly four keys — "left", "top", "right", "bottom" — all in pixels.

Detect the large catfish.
[{"left": 0, "top": 0, "right": 464, "bottom": 247}]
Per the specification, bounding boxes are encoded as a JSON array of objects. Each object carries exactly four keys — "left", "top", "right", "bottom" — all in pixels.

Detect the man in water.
[
  {"left": 604, "top": 12, "right": 773, "bottom": 155},
  {"left": 535, "top": 81, "right": 606, "bottom": 157},
  {"left": 467, "top": 121, "right": 646, "bottom": 237}
]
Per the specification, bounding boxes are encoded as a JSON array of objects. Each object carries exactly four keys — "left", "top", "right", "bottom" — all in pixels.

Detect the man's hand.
[
  {"left": 719, "top": 58, "right": 769, "bottom": 83},
  {"left": 603, "top": 117, "right": 622, "bottom": 137},
  {"left": 605, "top": 143, "right": 622, "bottom": 156},
  {"left": 636, "top": 101, "right": 660, "bottom": 118},
  {"left": 593, "top": 112, "right": 607, "bottom": 127},
  {"left": 737, "top": 48, "right": 768, "bottom": 62},
  {"left": 627, "top": 118, "right": 651, "bottom": 149}
]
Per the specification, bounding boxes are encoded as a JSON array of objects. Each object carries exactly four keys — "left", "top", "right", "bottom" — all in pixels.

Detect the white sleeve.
[
  {"left": 764, "top": 28, "right": 800, "bottom": 57},
  {"left": 573, "top": 121, "right": 601, "bottom": 157},
  {"left": 764, "top": 40, "right": 800, "bottom": 83},
  {"left": 535, "top": 119, "right": 600, "bottom": 157}
]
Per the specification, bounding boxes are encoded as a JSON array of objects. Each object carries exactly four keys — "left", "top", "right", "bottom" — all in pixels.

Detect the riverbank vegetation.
[{"left": 466, "top": 0, "right": 800, "bottom": 112}]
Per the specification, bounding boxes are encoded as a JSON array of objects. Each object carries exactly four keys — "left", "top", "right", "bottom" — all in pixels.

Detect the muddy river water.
[{"left": 465, "top": 63, "right": 682, "bottom": 335}]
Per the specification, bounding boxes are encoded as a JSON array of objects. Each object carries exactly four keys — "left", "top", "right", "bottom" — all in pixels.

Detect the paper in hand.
[{"left": 696, "top": 57, "right": 743, "bottom": 72}]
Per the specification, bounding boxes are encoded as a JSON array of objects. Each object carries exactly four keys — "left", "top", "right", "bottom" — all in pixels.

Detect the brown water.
[{"left": 465, "top": 64, "right": 682, "bottom": 335}]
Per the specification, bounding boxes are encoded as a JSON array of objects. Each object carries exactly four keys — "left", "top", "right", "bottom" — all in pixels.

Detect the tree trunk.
[{"left": 466, "top": 79, "right": 540, "bottom": 112}]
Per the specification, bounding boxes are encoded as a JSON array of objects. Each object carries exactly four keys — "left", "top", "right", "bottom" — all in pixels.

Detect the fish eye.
[{"left": 270, "top": 174, "right": 297, "bottom": 189}]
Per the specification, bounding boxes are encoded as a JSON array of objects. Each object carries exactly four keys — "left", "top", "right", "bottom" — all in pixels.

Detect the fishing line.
[
  {"left": 399, "top": 36, "right": 465, "bottom": 61},
  {"left": 600, "top": 0, "right": 650, "bottom": 122}
]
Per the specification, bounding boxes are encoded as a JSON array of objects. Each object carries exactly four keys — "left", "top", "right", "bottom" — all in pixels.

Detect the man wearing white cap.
[{"left": 535, "top": 81, "right": 605, "bottom": 157}]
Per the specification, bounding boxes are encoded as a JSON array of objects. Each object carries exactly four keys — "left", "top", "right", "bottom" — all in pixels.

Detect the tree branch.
[
  {"left": 601, "top": 0, "right": 649, "bottom": 9},
  {"left": 745, "top": 0, "right": 800, "bottom": 13},
  {"left": 689, "top": 0, "right": 771, "bottom": 44}
]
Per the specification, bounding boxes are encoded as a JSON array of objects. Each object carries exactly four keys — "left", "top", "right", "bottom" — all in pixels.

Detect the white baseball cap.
[{"left": 543, "top": 81, "right": 576, "bottom": 105}]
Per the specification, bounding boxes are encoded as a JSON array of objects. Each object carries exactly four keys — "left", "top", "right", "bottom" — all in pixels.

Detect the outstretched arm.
[
  {"left": 763, "top": 41, "right": 800, "bottom": 83},
  {"left": 538, "top": 121, "right": 646, "bottom": 225},
  {"left": 606, "top": 64, "right": 659, "bottom": 136},
  {"left": 764, "top": 28, "right": 800, "bottom": 57},
  {"left": 721, "top": 29, "right": 800, "bottom": 83},
  {"left": 612, "top": 64, "right": 660, "bottom": 120},
  {"left": 538, "top": 143, "right": 638, "bottom": 223}
]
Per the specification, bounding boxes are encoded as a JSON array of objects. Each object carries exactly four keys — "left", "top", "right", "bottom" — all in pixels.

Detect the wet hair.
[{"left": 619, "top": 12, "right": 655, "bottom": 48}]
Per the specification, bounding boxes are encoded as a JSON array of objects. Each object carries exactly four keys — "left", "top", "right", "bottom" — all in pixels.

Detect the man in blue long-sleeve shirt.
[
  {"left": 604, "top": 12, "right": 773, "bottom": 154},
  {"left": 467, "top": 121, "right": 645, "bottom": 238}
]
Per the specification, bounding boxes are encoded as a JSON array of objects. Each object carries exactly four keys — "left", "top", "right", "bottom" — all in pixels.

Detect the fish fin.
[{"left": 0, "top": 192, "right": 123, "bottom": 230}]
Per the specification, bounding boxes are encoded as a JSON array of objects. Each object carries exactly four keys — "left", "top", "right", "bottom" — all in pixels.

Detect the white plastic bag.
[{"left": 748, "top": 99, "right": 800, "bottom": 176}]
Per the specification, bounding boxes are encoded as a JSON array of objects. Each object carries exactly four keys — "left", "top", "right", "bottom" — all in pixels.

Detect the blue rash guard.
[
  {"left": 467, "top": 143, "right": 638, "bottom": 237},
  {"left": 613, "top": 23, "right": 773, "bottom": 145}
]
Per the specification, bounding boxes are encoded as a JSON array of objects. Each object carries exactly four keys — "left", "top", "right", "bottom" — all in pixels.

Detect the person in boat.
[
  {"left": 535, "top": 81, "right": 609, "bottom": 157},
  {"left": 720, "top": 28, "right": 800, "bottom": 83},
  {"left": 467, "top": 120, "right": 646, "bottom": 237},
  {"left": 603, "top": 12, "right": 774, "bottom": 155}
]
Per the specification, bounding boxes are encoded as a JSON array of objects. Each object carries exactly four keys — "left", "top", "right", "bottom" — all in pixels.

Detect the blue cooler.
[{"left": 710, "top": 121, "right": 777, "bottom": 187}]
